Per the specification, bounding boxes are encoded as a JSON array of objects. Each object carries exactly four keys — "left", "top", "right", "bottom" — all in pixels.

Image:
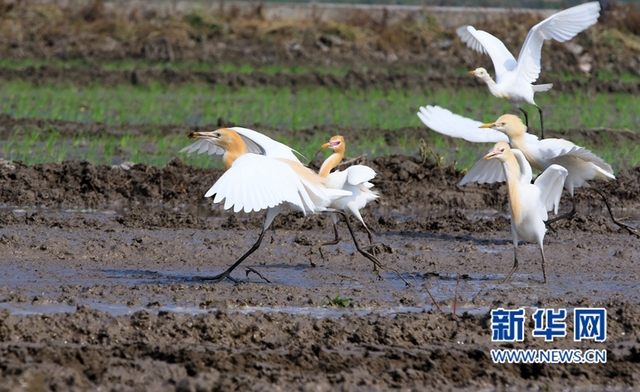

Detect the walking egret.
[
  {"left": 417, "top": 105, "right": 631, "bottom": 224},
  {"left": 315, "top": 135, "right": 378, "bottom": 253},
  {"left": 180, "top": 127, "right": 352, "bottom": 282},
  {"left": 464, "top": 142, "right": 568, "bottom": 283},
  {"left": 457, "top": 1, "right": 601, "bottom": 138}
]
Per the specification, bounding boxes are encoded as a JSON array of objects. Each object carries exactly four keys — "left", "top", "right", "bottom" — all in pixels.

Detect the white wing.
[
  {"left": 457, "top": 25, "right": 518, "bottom": 79},
  {"left": 535, "top": 138, "right": 614, "bottom": 177},
  {"left": 512, "top": 149, "right": 532, "bottom": 184},
  {"left": 205, "top": 154, "right": 325, "bottom": 214},
  {"left": 418, "top": 105, "right": 508, "bottom": 143},
  {"left": 179, "top": 127, "right": 302, "bottom": 162},
  {"left": 231, "top": 127, "right": 301, "bottom": 161},
  {"left": 346, "top": 165, "right": 376, "bottom": 185},
  {"left": 534, "top": 164, "right": 569, "bottom": 214},
  {"left": 516, "top": 2, "right": 601, "bottom": 84},
  {"left": 459, "top": 157, "right": 505, "bottom": 186}
]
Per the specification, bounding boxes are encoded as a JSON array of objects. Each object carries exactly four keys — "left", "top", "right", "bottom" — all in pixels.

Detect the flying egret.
[
  {"left": 315, "top": 135, "right": 379, "bottom": 252},
  {"left": 180, "top": 127, "right": 353, "bottom": 283},
  {"left": 457, "top": 1, "right": 601, "bottom": 138},
  {"left": 416, "top": 106, "right": 638, "bottom": 234},
  {"left": 464, "top": 142, "right": 568, "bottom": 283}
]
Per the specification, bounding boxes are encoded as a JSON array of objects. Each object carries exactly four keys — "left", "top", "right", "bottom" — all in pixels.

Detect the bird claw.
[{"left": 245, "top": 267, "right": 271, "bottom": 283}]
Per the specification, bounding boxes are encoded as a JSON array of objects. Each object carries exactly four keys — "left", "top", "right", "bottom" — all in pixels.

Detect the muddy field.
[
  {"left": 0, "top": 139, "right": 638, "bottom": 390},
  {"left": 0, "top": 1, "right": 639, "bottom": 391}
]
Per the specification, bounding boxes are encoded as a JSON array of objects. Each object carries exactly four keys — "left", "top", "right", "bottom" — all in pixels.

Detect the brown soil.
[
  {"left": 0, "top": 2, "right": 639, "bottom": 390},
  {"left": 0, "top": 146, "right": 639, "bottom": 390}
]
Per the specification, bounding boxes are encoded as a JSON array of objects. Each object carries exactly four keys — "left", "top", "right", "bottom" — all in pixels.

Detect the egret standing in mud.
[
  {"left": 417, "top": 106, "right": 639, "bottom": 236},
  {"left": 314, "top": 135, "right": 378, "bottom": 255},
  {"left": 180, "top": 127, "right": 354, "bottom": 283},
  {"left": 458, "top": 1, "right": 601, "bottom": 138},
  {"left": 463, "top": 142, "right": 568, "bottom": 283}
]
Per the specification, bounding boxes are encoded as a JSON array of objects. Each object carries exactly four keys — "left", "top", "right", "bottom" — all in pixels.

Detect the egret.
[
  {"left": 315, "top": 135, "right": 378, "bottom": 253},
  {"left": 180, "top": 127, "right": 353, "bottom": 283},
  {"left": 463, "top": 142, "right": 568, "bottom": 283},
  {"left": 457, "top": 1, "right": 601, "bottom": 138},
  {"left": 416, "top": 106, "right": 640, "bottom": 235}
]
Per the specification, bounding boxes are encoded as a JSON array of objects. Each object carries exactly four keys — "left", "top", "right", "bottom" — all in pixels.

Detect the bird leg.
[
  {"left": 501, "top": 246, "right": 519, "bottom": 284},
  {"left": 517, "top": 107, "right": 529, "bottom": 128},
  {"left": 545, "top": 196, "right": 577, "bottom": 225},
  {"left": 539, "top": 246, "right": 547, "bottom": 284},
  {"left": 536, "top": 105, "right": 545, "bottom": 139},
  {"left": 589, "top": 188, "right": 640, "bottom": 238},
  {"left": 327, "top": 209, "right": 411, "bottom": 286},
  {"left": 194, "top": 227, "right": 267, "bottom": 283},
  {"left": 308, "top": 222, "right": 341, "bottom": 264}
]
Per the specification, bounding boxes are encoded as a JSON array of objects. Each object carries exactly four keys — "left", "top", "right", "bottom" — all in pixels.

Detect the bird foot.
[
  {"left": 245, "top": 267, "right": 271, "bottom": 283},
  {"left": 192, "top": 272, "right": 239, "bottom": 284},
  {"left": 544, "top": 209, "right": 576, "bottom": 226}
]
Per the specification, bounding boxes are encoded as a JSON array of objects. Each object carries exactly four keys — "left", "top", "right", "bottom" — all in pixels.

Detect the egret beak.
[
  {"left": 479, "top": 123, "right": 496, "bottom": 129},
  {"left": 484, "top": 150, "right": 501, "bottom": 160},
  {"left": 321, "top": 142, "right": 330, "bottom": 149},
  {"left": 188, "top": 131, "right": 219, "bottom": 139},
  {"left": 468, "top": 70, "right": 476, "bottom": 75},
  {"left": 322, "top": 140, "right": 341, "bottom": 149}
]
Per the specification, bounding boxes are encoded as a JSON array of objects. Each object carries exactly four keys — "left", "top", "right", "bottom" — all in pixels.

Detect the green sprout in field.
[{"left": 321, "top": 293, "right": 353, "bottom": 308}]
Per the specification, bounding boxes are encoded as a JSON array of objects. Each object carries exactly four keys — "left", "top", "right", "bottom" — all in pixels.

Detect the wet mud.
[{"left": 0, "top": 152, "right": 639, "bottom": 390}]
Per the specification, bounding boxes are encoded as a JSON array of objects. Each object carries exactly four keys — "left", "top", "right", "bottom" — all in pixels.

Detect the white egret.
[
  {"left": 457, "top": 1, "right": 601, "bottom": 138},
  {"left": 315, "top": 135, "right": 378, "bottom": 251},
  {"left": 463, "top": 142, "right": 568, "bottom": 283},
  {"left": 180, "top": 127, "right": 353, "bottom": 282},
  {"left": 417, "top": 106, "right": 628, "bottom": 224}
]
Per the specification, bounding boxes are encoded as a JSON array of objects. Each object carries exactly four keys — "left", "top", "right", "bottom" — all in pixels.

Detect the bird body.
[
  {"left": 180, "top": 127, "right": 350, "bottom": 282},
  {"left": 464, "top": 142, "right": 568, "bottom": 283},
  {"left": 318, "top": 135, "right": 378, "bottom": 244},
  {"left": 418, "top": 106, "right": 615, "bottom": 198},
  {"left": 458, "top": 1, "right": 601, "bottom": 136}
]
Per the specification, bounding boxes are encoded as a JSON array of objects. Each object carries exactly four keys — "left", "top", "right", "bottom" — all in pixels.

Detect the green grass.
[{"left": 0, "top": 80, "right": 639, "bottom": 169}]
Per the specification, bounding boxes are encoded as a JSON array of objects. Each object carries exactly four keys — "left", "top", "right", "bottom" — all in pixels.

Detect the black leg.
[
  {"left": 537, "top": 105, "right": 545, "bottom": 139},
  {"left": 501, "top": 245, "right": 519, "bottom": 283},
  {"left": 590, "top": 188, "right": 640, "bottom": 238},
  {"left": 194, "top": 227, "right": 267, "bottom": 283},
  {"left": 545, "top": 196, "right": 577, "bottom": 225},
  {"left": 327, "top": 209, "right": 411, "bottom": 286},
  {"left": 309, "top": 222, "right": 341, "bottom": 263},
  {"left": 518, "top": 107, "right": 529, "bottom": 127}
]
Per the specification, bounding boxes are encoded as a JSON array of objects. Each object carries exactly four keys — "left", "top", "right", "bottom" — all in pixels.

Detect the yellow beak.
[
  {"left": 479, "top": 123, "right": 495, "bottom": 129},
  {"left": 468, "top": 70, "right": 476, "bottom": 75}
]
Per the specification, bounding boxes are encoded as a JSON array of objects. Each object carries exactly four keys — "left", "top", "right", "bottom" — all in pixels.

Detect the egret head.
[
  {"left": 322, "top": 135, "right": 346, "bottom": 154},
  {"left": 479, "top": 114, "right": 526, "bottom": 138},
  {"left": 484, "top": 141, "right": 512, "bottom": 161},
  {"left": 469, "top": 67, "right": 491, "bottom": 81},
  {"left": 188, "top": 128, "right": 247, "bottom": 169}
]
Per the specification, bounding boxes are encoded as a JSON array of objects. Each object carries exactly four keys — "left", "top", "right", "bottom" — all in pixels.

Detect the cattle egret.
[
  {"left": 317, "top": 135, "right": 379, "bottom": 247},
  {"left": 457, "top": 1, "right": 601, "bottom": 138},
  {"left": 464, "top": 142, "right": 568, "bottom": 283},
  {"left": 180, "top": 127, "right": 352, "bottom": 282},
  {"left": 416, "top": 106, "right": 639, "bottom": 234}
]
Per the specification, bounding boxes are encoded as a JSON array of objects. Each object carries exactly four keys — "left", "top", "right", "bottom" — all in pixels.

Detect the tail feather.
[{"left": 532, "top": 83, "right": 553, "bottom": 92}]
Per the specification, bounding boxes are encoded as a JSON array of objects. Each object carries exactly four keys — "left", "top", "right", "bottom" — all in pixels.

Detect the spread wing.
[
  {"left": 536, "top": 138, "right": 614, "bottom": 177},
  {"left": 179, "top": 126, "right": 302, "bottom": 162},
  {"left": 459, "top": 157, "right": 505, "bottom": 186},
  {"left": 205, "top": 154, "right": 324, "bottom": 213},
  {"left": 534, "top": 164, "right": 569, "bottom": 214},
  {"left": 346, "top": 165, "right": 376, "bottom": 185},
  {"left": 457, "top": 25, "right": 518, "bottom": 79},
  {"left": 418, "top": 105, "right": 508, "bottom": 143},
  {"left": 516, "top": 2, "right": 601, "bottom": 84}
]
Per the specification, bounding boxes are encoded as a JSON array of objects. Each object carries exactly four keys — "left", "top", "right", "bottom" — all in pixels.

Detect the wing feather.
[
  {"left": 204, "top": 154, "right": 319, "bottom": 213},
  {"left": 418, "top": 105, "right": 508, "bottom": 143},
  {"left": 346, "top": 165, "right": 376, "bottom": 185},
  {"left": 460, "top": 157, "right": 505, "bottom": 186},
  {"left": 534, "top": 164, "right": 569, "bottom": 214},
  {"left": 457, "top": 25, "right": 518, "bottom": 78},
  {"left": 516, "top": 2, "right": 600, "bottom": 84}
]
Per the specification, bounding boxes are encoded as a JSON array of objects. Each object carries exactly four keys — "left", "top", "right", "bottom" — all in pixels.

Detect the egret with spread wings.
[{"left": 457, "top": 2, "right": 601, "bottom": 138}]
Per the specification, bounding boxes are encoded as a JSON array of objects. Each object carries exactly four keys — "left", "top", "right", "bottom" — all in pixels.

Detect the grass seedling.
[{"left": 321, "top": 293, "right": 353, "bottom": 308}]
